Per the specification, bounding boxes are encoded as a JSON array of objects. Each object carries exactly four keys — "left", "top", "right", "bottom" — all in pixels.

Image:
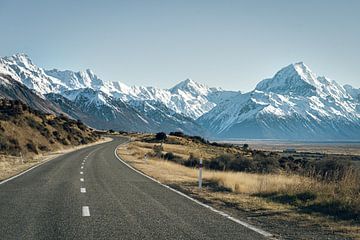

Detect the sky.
[{"left": 0, "top": 0, "right": 359, "bottom": 92}]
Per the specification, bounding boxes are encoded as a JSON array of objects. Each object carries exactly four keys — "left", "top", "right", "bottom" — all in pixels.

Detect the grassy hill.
[{"left": 0, "top": 98, "right": 99, "bottom": 157}]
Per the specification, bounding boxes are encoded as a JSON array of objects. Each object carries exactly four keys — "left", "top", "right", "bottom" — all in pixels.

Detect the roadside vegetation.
[
  {"left": 0, "top": 98, "right": 100, "bottom": 180},
  {"left": 118, "top": 132, "right": 360, "bottom": 239}
]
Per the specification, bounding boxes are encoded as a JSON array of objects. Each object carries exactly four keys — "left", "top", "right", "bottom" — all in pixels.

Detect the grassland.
[
  {"left": 117, "top": 133, "right": 360, "bottom": 239},
  {"left": 0, "top": 98, "right": 103, "bottom": 181}
]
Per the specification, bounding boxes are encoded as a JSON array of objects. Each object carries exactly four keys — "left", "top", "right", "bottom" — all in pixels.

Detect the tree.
[{"left": 155, "top": 132, "right": 167, "bottom": 141}]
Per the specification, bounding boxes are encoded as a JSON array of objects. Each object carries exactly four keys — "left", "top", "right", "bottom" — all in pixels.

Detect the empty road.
[{"left": 0, "top": 137, "right": 269, "bottom": 239}]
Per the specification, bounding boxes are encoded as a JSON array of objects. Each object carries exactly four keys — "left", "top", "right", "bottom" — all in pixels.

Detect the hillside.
[
  {"left": 0, "top": 98, "right": 99, "bottom": 157},
  {"left": 198, "top": 62, "right": 360, "bottom": 140}
]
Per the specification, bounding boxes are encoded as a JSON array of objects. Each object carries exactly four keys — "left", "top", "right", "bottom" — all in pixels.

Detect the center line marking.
[
  {"left": 82, "top": 206, "right": 90, "bottom": 217},
  {"left": 80, "top": 171, "right": 83, "bottom": 174},
  {"left": 81, "top": 166, "right": 84, "bottom": 169},
  {"left": 80, "top": 187, "right": 86, "bottom": 193},
  {"left": 80, "top": 178, "right": 84, "bottom": 182}
]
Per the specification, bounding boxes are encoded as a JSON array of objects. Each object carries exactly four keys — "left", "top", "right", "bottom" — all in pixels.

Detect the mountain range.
[{"left": 1, "top": 53, "right": 359, "bottom": 140}]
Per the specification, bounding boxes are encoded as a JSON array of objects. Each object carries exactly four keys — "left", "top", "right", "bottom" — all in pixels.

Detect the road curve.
[{"left": 0, "top": 137, "right": 268, "bottom": 239}]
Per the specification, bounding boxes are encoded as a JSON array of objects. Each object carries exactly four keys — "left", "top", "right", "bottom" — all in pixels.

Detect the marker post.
[{"left": 198, "top": 159, "right": 203, "bottom": 189}]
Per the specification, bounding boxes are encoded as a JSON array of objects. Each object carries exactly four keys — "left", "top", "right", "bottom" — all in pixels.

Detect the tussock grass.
[{"left": 120, "top": 141, "right": 360, "bottom": 223}]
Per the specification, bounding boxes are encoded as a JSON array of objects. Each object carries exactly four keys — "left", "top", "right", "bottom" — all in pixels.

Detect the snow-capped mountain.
[
  {"left": 47, "top": 67, "right": 239, "bottom": 119},
  {"left": 0, "top": 53, "right": 238, "bottom": 120},
  {"left": 1, "top": 53, "right": 360, "bottom": 139},
  {"left": 0, "top": 73, "right": 63, "bottom": 114},
  {"left": 0, "top": 53, "right": 215, "bottom": 134},
  {"left": 0, "top": 53, "right": 67, "bottom": 94},
  {"left": 198, "top": 62, "right": 360, "bottom": 140}
]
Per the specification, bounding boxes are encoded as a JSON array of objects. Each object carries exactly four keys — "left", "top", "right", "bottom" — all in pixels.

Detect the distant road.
[{"left": 0, "top": 137, "right": 268, "bottom": 239}]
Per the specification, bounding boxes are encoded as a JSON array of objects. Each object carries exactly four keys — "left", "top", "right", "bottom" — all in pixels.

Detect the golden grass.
[{"left": 118, "top": 140, "right": 360, "bottom": 239}]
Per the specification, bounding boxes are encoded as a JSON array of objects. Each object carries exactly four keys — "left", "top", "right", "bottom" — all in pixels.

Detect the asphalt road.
[{"left": 0, "top": 137, "right": 268, "bottom": 240}]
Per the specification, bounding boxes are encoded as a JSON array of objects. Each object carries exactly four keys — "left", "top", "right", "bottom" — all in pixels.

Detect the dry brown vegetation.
[
  {"left": 0, "top": 98, "right": 102, "bottom": 180},
  {"left": 118, "top": 133, "right": 360, "bottom": 239}
]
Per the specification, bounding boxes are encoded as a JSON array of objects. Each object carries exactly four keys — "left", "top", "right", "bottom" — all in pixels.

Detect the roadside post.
[
  {"left": 144, "top": 153, "right": 148, "bottom": 163},
  {"left": 20, "top": 152, "right": 23, "bottom": 164},
  {"left": 198, "top": 159, "right": 203, "bottom": 189}
]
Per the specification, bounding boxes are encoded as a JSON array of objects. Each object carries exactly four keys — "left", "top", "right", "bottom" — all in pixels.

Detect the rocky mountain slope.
[
  {"left": 1, "top": 53, "right": 359, "bottom": 139},
  {"left": 0, "top": 54, "right": 209, "bottom": 134}
]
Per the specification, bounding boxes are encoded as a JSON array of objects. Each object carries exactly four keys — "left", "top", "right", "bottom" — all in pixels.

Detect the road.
[{"left": 0, "top": 137, "right": 269, "bottom": 239}]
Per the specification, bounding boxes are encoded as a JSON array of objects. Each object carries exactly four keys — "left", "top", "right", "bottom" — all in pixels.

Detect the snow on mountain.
[
  {"left": 0, "top": 53, "right": 67, "bottom": 94},
  {"left": 0, "top": 54, "right": 239, "bottom": 120},
  {"left": 2, "top": 53, "right": 359, "bottom": 139},
  {"left": 198, "top": 63, "right": 360, "bottom": 140}
]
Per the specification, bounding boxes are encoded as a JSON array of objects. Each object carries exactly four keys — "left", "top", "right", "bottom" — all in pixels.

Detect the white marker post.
[{"left": 198, "top": 159, "right": 203, "bottom": 189}]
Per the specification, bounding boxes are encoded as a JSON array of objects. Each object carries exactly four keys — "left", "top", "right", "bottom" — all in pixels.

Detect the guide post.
[{"left": 198, "top": 159, "right": 203, "bottom": 189}]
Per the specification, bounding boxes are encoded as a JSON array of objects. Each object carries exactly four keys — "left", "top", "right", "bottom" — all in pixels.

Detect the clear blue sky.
[{"left": 0, "top": 0, "right": 359, "bottom": 91}]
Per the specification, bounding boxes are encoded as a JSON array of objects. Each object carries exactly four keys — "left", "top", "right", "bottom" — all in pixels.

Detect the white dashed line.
[
  {"left": 80, "top": 172, "right": 83, "bottom": 175},
  {"left": 81, "top": 166, "right": 84, "bottom": 169},
  {"left": 80, "top": 188, "right": 86, "bottom": 193},
  {"left": 82, "top": 206, "right": 90, "bottom": 217},
  {"left": 80, "top": 178, "right": 84, "bottom": 182}
]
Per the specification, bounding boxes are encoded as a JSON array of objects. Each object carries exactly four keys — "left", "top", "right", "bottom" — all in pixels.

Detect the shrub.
[
  {"left": 184, "top": 153, "right": 200, "bottom": 167},
  {"left": 164, "top": 152, "right": 175, "bottom": 160},
  {"left": 155, "top": 132, "right": 167, "bottom": 141},
  {"left": 152, "top": 145, "right": 163, "bottom": 157},
  {"left": 256, "top": 157, "right": 279, "bottom": 173},
  {"left": 312, "top": 159, "right": 353, "bottom": 181},
  {"left": 26, "top": 141, "right": 38, "bottom": 154},
  {"left": 169, "top": 131, "right": 184, "bottom": 137}
]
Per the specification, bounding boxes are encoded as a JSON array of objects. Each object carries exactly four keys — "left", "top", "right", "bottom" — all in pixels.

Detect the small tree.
[
  {"left": 155, "top": 132, "right": 167, "bottom": 141},
  {"left": 243, "top": 143, "right": 249, "bottom": 150}
]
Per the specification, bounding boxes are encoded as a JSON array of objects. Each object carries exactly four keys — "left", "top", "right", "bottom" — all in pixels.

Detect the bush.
[
  {"left": 312, "top": 159, "right": 353, "bottom": 181},
  {"left": 169, "top": 131, "right": 184, "bottom": 137},
  {"left": 155, "top": 132, "right": 167, "bottom": 141},
  {"left": 26, "top": 141, "right": 38, "bottom": 154},
  {"left": 184, "top": 153, "right": 200, "bottom": 167},
  {"left": 256, "top": 157, "right": 279, "bottom": 173},
  {"left": 152, "top": 145, "right": 163, "bottom": 157},
  {"left": 164, "top": 152, "right": 175, "bottom": 160}
]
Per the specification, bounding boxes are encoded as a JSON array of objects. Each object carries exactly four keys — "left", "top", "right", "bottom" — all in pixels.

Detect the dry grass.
[
  {"left": 117, "top": 140, "right": 360, "bottom": 239},
  {"left": 206, "top": 171, "right": 307, "bottom": 194},
  {"left": 0, "top": 137, "right": 111, "bottom": 181}
]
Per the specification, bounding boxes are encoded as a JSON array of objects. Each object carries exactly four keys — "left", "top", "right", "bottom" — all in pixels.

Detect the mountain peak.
[
  {"left": 3, "top": 53, "right": 33, "bottom": 66},
  {"left": 255, "top": 62, "right": 319, "bottom": 96},
  {"left": 170, "top": 78, "right": 210, "bottom": 95}
]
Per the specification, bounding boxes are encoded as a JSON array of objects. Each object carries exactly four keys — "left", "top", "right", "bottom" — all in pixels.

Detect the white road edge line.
[
  {"left": 80, "top": 178, "right": 84, "bottom": 182},
  {"left": 114, "top": 142, "right": 274, "bottom": 239},
  {"left": 82, "top": 206, "right": 90, "bottom": 216},
  {"left": 0, "top": 140, "right": 112, "bottom": 186},
  {"left": 80, "top": 187, "right": 86, "bottom": 193}
]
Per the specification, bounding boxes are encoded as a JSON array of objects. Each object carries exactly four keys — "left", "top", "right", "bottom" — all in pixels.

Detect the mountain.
[
  {"left": 0, "top": 73, "right": 63, "bottom": 114},
  {"left": 2, "top": 53, "right": 360, "bottom": 140},
  {"left": 0, "top": 53, "right": 234, "bottom": 134},
  {"left": 46, "top": 88, "right": 157, "bottom": 132},
  {"left": 198, "top": 62, "right": 360, "bottom": 140},
  {"left": 47, "top": 67, "right": 239, "bottom": 119},
  {"left": 0, "top": 53, "right": 67, "bottom": 94},
  {"left": 129, "top": 99, "right": 206, "bottom": 135}
]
